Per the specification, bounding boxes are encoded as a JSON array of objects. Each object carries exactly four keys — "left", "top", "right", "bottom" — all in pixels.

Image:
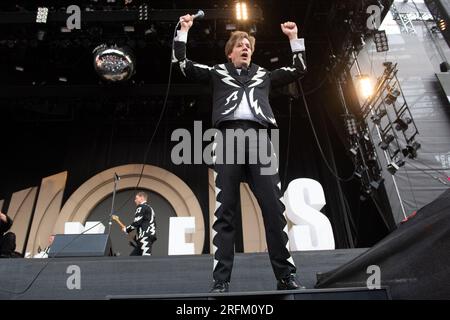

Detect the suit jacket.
[
  {"left": 172, "top": 39, "right": 307, "bottom": 128},
  {"left": 126, "top": 202, "right": 157, "bottom": 240}
]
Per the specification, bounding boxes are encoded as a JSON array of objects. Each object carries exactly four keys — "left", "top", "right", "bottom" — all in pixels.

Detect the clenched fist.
[
  {"left": 179, "top": 14, "right": 194, "bottom": 32},
  {"left": 281, "top": 21, "right": 298, "bottom": 40}
]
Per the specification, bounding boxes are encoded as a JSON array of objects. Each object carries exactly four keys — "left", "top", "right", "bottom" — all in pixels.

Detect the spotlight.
[
  {"left": 384, "top": 87, "right": 400, "bottom": 105},
  {"left": 387, "top": 158, "right": 405, "bottom": 175},
  {"left": 93, "top": 44, "right": 135, "bottom": 82},
  {"left": 36, "top": 7, "right": 49, "bottom": 23},
  {"left": 379, "top": 134, "right": 394, "bottom": 150},
  {"left": 356, "top": 74, "right": 373, "bottom": 99},
  {"left": 36, "top": 30, "right": 46, "bottom": 41},
  {"left": 345, "top": 116, "right": 358, "bottom": 136},
  {"left": 383, "top": 61, "right": 394, "bottom": 71},
  {"left": 402, "top": 141, "right": 421, "bottom": 159},
  {"left": 440, "top": 61, "right": 450, "bottom": 72},
  {"left": 355, "top": 166, "right": 364, "bottom": 179},
  {"left": 371, "top": 109, "right": 387, "bottom": 125},
  {"left": 138, "top": 4, "right": 148, "bottom": 21},
  {"left": 394, "top": 117, "right": 412, "bottom": 131},
  {"left": 387, "top": 161, "right": 399, "bottom": 175},
  {"left": 374, "top": 30, "right": 389, "bottom": 52},
  {"left": 236, "top": 2, "right": 249, "bottom": 21}
]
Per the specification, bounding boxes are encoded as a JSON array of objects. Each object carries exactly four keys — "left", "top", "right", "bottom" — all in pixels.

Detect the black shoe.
[
  {"left": 277, "top": 274, "right": 306, "bottom": 290},
  {"left": 210, "top": 280, "right": 229, "bottom": 293}
]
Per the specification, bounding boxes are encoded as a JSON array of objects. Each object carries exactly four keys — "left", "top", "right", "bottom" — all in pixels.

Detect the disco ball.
[{"left": 93, "top": 44, "right": 135, "bottom": 82}]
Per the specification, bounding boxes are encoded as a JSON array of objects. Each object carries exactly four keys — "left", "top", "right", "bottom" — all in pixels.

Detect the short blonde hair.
[
  {"left": 224, "top": 31, "right": 255, "bottom": 60},
  {"left": 136, "top": 191, "right": 148, "bottom": 201}
]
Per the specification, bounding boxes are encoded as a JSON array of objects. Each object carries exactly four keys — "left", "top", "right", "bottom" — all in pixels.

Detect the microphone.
[{"left": 191, "top": 10, "right": 205, "bottom": 20}]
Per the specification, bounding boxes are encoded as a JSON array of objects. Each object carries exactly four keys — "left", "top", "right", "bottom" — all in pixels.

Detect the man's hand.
[
  {"left": 122, "top": 227, "right": 127, "bottom": 234},
  {"left": 281, "top": 21, "right": 298, "bottom": 40},
  {"left": 0, "top": 212, "right": 7, "bottom": 223},
  {"left": 180, "top": 14, "right": 194, "bottom": 32}
]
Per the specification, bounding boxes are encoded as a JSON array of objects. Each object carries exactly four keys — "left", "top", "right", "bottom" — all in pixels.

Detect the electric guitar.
[
  {"left": 112, "top": 214, "right": 126, "bottom": 230},
  {"left": 112, "top": 215, "right": 138, "bottom": 248}
]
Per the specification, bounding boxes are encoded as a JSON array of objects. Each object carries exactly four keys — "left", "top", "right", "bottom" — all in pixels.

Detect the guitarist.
[{"left": 122, "top": 191, "right": 157, "bottom": 256}]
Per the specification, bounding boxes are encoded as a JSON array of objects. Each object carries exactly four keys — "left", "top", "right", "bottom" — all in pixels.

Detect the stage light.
[
  {"left": 383, "top": 61, "right": 394, "bottom": 71},
  {"left": 387, "top": 158, "right": 405, "bottom": 175},
  {"left": 36, "top": 7, "right": 48, "bottom": 23},
  {"left": 139, "top": 4, "right": 148, "bottom": 21},
  {"left": 384, "top": 87, "right": 400, "bottom": 105},
  {"left": 394, "top": 117, "right": 412, "bottom": 132},
  {"left": 371, "top": 109, "right": 387, "bottom": 125},
  {"left": 440, "top": 61, "right": 450, "bottom": 72},
  {"left": 438, "top": 19, "right": 447, "bottom": 31},
  {"left": 402, "top": 141, "right": 421, "bottom": 159},
  {"left": 15, "top": 66, "right": 24, "bottom": 72},
  {"left": 356, "top": 74, "right": 374, "bottom": 99},
  {"left": 236, "top": 2, "right": 249, "bottom": 21},
  {"left": 36, "top": 30, "right": 46, "bottom": 41},
  {"left": 344, "top": 116, "right": 358, "bottom": 136},
  {"left": 378, "top": 134, "right": 394, "bottom": 150},
  {"left": 387, "top": 162, "right": 399, "bottom": 175},
  {"left": 93, "top": 44, "right": 135, "bottom": 82},
  {"left": 374, "top": 30, "right": 389, "bottom": 52},
  {"left": 350, "top": 146, "right": 358, "bottom": 156}
]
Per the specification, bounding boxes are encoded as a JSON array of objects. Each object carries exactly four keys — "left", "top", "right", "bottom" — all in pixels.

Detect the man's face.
[
  {"left": 134, "top": 195, "right": 143, "bottom": 206},
  {"left": 228, "top": 37, "right": 252, "bottom": 68}
]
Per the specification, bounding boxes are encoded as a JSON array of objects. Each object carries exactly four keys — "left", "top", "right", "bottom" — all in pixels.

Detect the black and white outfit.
[
  {"left": 173, "top": 31, "right": 307, "bottom": 282},
  {"left": 125, "top": 202, "right": 157, "bottom": 256},
  {"left": 0, "top": 215, "right": 16, "bottom": 258}
]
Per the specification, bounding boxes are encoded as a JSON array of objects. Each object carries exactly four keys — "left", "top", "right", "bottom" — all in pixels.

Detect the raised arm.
[
  {"left": 172, "top": 14, "right": 212, "bottom": 83},
  {"left": 269, "top": 22, "right": 307, "bottom": 89}
]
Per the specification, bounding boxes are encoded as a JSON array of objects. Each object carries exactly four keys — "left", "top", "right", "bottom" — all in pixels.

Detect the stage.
[{"left": 0, "top": 248, "right": 390, "bottom": 300}]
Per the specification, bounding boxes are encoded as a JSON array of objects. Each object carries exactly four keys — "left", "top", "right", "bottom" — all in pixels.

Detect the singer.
[
  {"left": 123, "top": 191, "right": 157, "bottom": 256},
  {"left": 173, "top": 13, "right": 307, "bottom": 293}
]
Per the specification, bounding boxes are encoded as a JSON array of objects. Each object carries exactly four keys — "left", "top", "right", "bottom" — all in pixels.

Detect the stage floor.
[{"left": 0, "top": 249, "right": 370, "bottom": 300}]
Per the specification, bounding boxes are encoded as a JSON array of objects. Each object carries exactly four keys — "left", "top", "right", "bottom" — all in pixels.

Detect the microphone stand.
[{"left": 107, "top": 173, "right": 120, "bottom": 235}]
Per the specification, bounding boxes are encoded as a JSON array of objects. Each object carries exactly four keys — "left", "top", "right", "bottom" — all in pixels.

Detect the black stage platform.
[{"left": 0, "top": 248, "right": 392, "bottom": 300}]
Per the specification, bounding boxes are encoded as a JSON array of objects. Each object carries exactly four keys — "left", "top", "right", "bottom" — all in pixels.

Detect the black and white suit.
[
  {"left": 173, "top": 35, "right": 306, "bottom": 128},
  {"left": 126, "top": 202, "right": 157, "bottom": 256},
  {"left": 173, "top": 31, "right": 307, "bottom": 282}
]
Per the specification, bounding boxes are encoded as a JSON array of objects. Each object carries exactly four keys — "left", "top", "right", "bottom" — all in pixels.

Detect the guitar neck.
[
  {"left": 117, "top": 221, "right": 126, "bottom": 229},
  {"left": 113, "top": 217, "right": 126, "bottom": 230}
]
